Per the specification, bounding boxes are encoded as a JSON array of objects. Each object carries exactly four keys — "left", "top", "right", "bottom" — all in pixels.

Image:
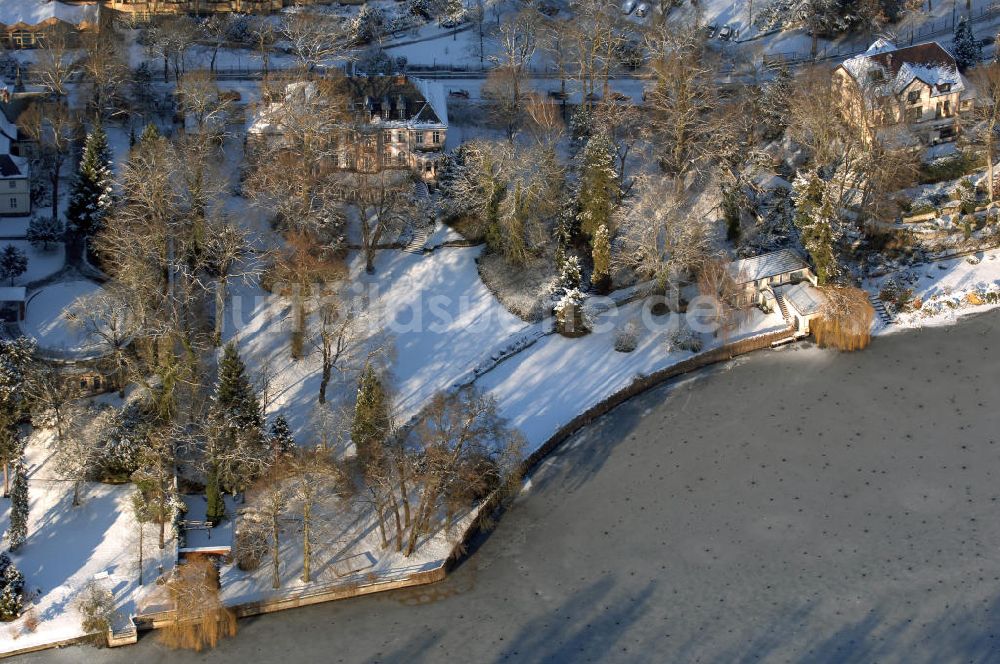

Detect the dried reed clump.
[
  {"left": 159, "top": 557, "right": 237, "bottom": 652},
  {"left": 812, "top": 286, "right": 874, "bottom": 351}
]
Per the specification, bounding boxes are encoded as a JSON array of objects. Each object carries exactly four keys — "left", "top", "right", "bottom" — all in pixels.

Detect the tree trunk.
[
  {"left": 373, "top": 492, "right": 388, "bottom": 549},
  {"left": 50, "top": 161, "right": 61, "bottom": 224},
  {"left": 987, "top": 130, "right": 995, "bottom": 202},
  {"left": 72, "top": 480, "right": 81, "bottom": 507},
  {"left": 319, "top": 343, "right": 331, "bottom": 404},
  {"left": 271, "top": 513, "right": 280, "bottom": 589},
  {"left": 214, "top": 278, "right": 226, "bottom": 346},
  {"left": 388, "top": 491, "right": 403, "bottom": 551},
  {"left": 302, "top": 500, "right": 311, "bottom": 583},
  {"left": 2, "top": 461, "right": 8, "bottom": 497},
  {"left": 138, "top": 522, "right": 144, "bottom": 586}
]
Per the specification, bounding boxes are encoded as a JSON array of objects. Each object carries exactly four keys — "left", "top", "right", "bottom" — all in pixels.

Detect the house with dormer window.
[
  {"left": 833, "top": 39, "right": 975, "bottom": 145},
  {"left": 248, "top": 75, "right": 448, "bottom": 181}
]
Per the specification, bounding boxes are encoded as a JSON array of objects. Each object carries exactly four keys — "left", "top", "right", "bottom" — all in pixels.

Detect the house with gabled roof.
[
  {"left": 248, "top": 75, "right": 448, "bottom": 181},
  {"left": 728, "top": 248, "right": 817, "bottom": 310},
  {"left": 834, "top": 39, "right": 975, "bottom": 145}
]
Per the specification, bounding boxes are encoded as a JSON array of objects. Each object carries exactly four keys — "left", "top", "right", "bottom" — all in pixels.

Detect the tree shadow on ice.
[{"left": 490, "top": 575, "right": 657, "bottom": 664}]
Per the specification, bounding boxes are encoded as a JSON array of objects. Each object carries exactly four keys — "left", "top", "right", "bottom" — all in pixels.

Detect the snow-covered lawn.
[
  {"left": 225, "top": 242, "right": 529, "bottom": 440},
  {"left": 870, "top": 247, "right": 1000, "bottom": 332},
  {"left": 21, "top": 280, "right": 106, "bottom": 357},
  {"left": 4, "top": 240, "right": 65, "bottom": 287},
  {"left": 478, "top": 302, "right": 786, "bottom": 448},
  {"left": 0, "top": 428, "right": 171, "bottom": 656}
]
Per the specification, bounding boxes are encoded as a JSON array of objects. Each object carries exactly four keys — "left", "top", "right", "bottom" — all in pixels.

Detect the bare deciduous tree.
[{"left": 18, "top": 101, "right": 79, "bottom": 222}]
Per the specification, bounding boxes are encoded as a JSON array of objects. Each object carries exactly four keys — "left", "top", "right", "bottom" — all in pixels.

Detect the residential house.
[
  {"left": 248, "top": 75, "right": 448, "bottom": 181},
  {"left": 0, "top": 154, "right": 31, "bottom": 217},
  {"left": 0, "top": 1, "right": 100, "bottom": 49},
  {"left": 728, "top": 249, "right": 817, "bottom": 310},
  {"left": 782, "top": 282, "right": 827, "bottom": 335},
  {"left": 105, "top": 0, "right": 318, "bottom": 17},
  {"left": 834, "top": 39, "right": 975, "bottom": 145}
]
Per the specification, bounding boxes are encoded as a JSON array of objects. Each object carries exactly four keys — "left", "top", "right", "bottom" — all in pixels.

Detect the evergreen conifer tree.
[
  {"left": 66, "top": 123, "right": 114, "bottom": 240},
  {"left": 26, "top": 216, "right": 63, "bottom": 251},
  {"left": 591, "top": 224, "right": 612, "bottom": 293},
  {"left": 0, "top": 553, "right": 23, "bottom": 620},
  {"left": 205, "top": 464, "right": 225, "bottom": 525},
  {"left": 0, "top": 245, "right": 27, "bottom": 286},
  {"left": 953, "top": 18, "right": 982, "bottom": 71},
  {"left": 577, "top": 131, "right": 618, "bottom": 238},
  {"left": 352, "top": 363, "right": 391, "bottom": 466},
  {"left": 6, "top": 457, "right": 28, "bottom": 551},
  {"left": 792, "top": 172, "right": 840, "bottom": 285},
  {"left": 269, "top": 416, "right": 296, "bottom": 461},
  {"left": 758, "top": 66, "right": 793, "bottom": 140},
  {"left": 213, "top": 342, "right": 264, "bottom": 431}
]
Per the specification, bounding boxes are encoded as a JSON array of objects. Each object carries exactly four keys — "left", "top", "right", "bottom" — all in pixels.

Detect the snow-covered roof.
[
  {"left": 728, "top": 249, "right": 810, "bottom": 283},
  {"left": 413, "top": 78, "right": 448, "bottom": 127},
  {"left": 0, "top": 286, "right": 24, "bottom": 302},
  {"left": 0, "top": 154, "right": 27, "bottom": 179},
  {"left": 248, "top": 76, "right": 448, "bottom": 136},
  {"left": 0, "top": 0, "right": 99, "bottom": 28},
  {"left": 0, "top": 108, "right": 15, "bottom": 155},
  {"left": 783, "top": 282, "right": 826, "bottom": 316},
  {"left": 841, "top": 40, "right": 965, "bottom": 98}
]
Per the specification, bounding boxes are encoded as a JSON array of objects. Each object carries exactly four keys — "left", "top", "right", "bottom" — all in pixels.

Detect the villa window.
[
  {"left": 8, "top": 198, "right": 14, "bottom": 209},
  {"left": 938, "top": 83, "right": 952, "bottom": 93},
  {"left": 908, "top": 107, "right": 922, "bottom": 124},
  {"left": 415, "top": 132, "right": 424, "bottom": 144},
  {"left": 7, "top": 181, "right": 14, "bottom": 189},
  {"left": 384, "top": 131, "right": 392, "bottom": 143},
  {"left": 432, "top": 131, "right": 441, "bottom": 144},
  {"left": 907, "top": 90, "right": 920, "bottom": 104}
]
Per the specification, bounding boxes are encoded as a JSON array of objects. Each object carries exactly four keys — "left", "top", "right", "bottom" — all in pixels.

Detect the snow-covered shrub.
[
  {"left": 92, "top": 402, "right": 150, "bottom": 482},
  {"left": 555, "top": 288, "right": 590, "bottom": 337},
  {"left": 479, "top": 253, "right": 559, "bottom": 322},
  {"left": 614, "top": 319, "right": 639, "bottom": 353},
  {"left": 0, "top": 554, "right": 24, "bottom": 622},
  {"left": 76, "top": 580, "right": 116, "bottom": 642},
  {"left": 665, "top": 318, "right": 701, "bottom": 353},
  {"left": 235, "top": 520, "right": 268, "bottom": 572},
  {"left": 351, "top": 4, "right": 387, "bottom": 43},
  {"left": 26, "top": 216, "right": 62, "bottom": 252},
  {"left": 879, "top": 278, "right": 913, "bottom": 313},
  {"left": 559, "top": 255, "right": 582, "bottom": 290}
]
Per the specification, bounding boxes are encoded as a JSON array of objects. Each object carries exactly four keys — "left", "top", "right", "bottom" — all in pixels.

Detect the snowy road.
[{"left": 25, "top": 309, "right": 1000, "bottom": 663}]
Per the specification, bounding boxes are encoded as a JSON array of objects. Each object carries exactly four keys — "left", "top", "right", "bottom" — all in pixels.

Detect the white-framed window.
[
  {"left": 7, "top": 180, "right": 14, "bottom": 189},
  {"left": 432, "top": 131, "right": 440, "bottom": 144},
  {"left": 396, "top": 152, "right": 405, "bottom": 165},
  {"left": 9, "top": 197, "right": 16, "bottom": 209},
  {"left": 384, "top": 130, "right": 393, "bottom": 143},
  {"left": 415, "top": 132, "right": 424, "bottom": 144}
]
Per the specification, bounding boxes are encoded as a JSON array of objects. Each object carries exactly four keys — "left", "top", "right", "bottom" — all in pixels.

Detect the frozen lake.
[{"left": 27, "top": 309, "right": 1000, "bottom": 663}]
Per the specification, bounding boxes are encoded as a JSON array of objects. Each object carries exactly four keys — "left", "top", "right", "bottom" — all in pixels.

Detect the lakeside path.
[{"left": 26, "top": 309, "right": 1000, "bottom": 663}]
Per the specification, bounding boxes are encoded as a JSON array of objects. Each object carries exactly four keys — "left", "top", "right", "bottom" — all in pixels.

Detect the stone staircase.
[
  {"left": 403, "top": 223, "right": 432, "bottom": 254},
  {"left": 774, "top": 291, "right": 790, "bottom": 324},
  {"left": 870, "top": 294, "right": 895, "bottom": 326},
  {"left": 403, "top": 180, "right": 434, "bottom": 255}
]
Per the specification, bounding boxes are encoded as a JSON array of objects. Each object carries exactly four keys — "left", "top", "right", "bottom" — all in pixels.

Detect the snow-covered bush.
[
  {"left": 0, "top": 554, "right": 24, "bottom": 622},
  {"left": 614, "top": 319, "right": 639, "bottom": 353},
  {"left": 351, "top": 5, "right": 387, "bottom": 44},
  {"left": 76, "top": 580, "right": 116, "bottom": 642},
  {"left": 555, "top": 288, "right": 590, "bottom": 337},
  {"left": 235, "top": 519, "right": 268, "bottom": 572},
  {"left": 559, "top": 255, "right": 582, "bottom": 290},
  {"left": 479, "top": 252, "right": 559, "bottom": 322},
  {"left": 26, "top": 216, "right": 62, "bottom": 251},
  {"left": 93, "top": 402, "right": 150, "bottom": 482},
  {"left": 665, "top": 318, "right": 701, "bottom": 353}
]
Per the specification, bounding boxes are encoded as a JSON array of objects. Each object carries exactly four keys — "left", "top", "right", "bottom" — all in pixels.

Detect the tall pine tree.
[
  {"left": 6, "top": 457, "right": 27, "bottom": 552},
  {"left": 210, "top": 342, "right": 266, "bottom": 493},
  {"left": 792, "top": 172, "right": 840, "bottom": 285},
  {"left": 352, "top": 363, "right": 391, "bottom": 467},
  {"left": 66, "top": 123, "right": 114, "bottom": 240},
  {"left": 205, "top": 464, "right": 225, "bottom": 526},
  {"left": 591, "top": 224, "right": 612, "bottom": 293},
  {"left": 953, "top": 17, "right": 982, "bottom": 71},
  {"left": 269, "top": 415, "right": 295, "bottom": 462},
  {"left": 577, "top": 131, "right": 618, "bottom": 239},
  {"left": 214, "top": 342, "right": 264, "bottom": 431}
]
